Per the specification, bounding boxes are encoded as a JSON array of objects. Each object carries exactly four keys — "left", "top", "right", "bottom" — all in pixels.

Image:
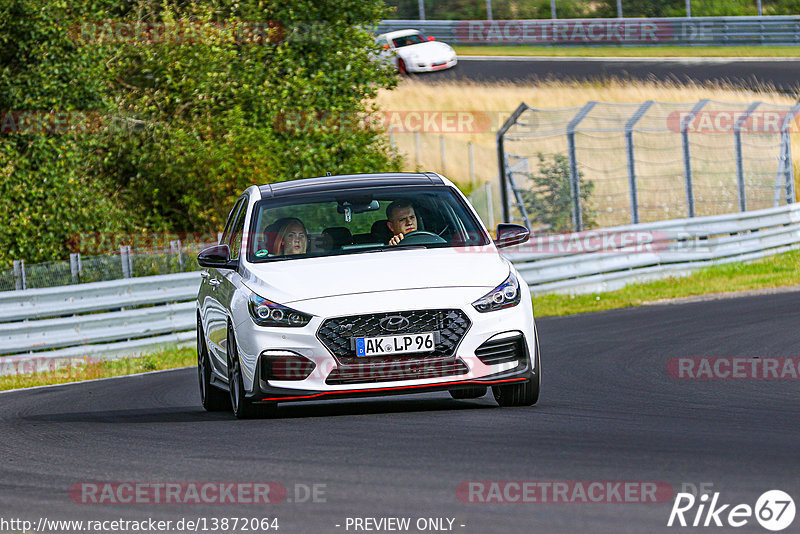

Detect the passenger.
[
  {"left": 273, "top": 217, "right": 308, "bottom": 255},
  {"left": 386, "top": 200, "right": 418, "bottom": 246}
]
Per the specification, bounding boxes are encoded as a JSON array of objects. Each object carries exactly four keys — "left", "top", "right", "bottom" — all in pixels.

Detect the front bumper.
[
  {"left": 232, "top": 287, "right": 537, "bottom": 403},
  {"left": 248, "top": 364, "right": 534, "bottom": 404},
  {"left": 407, "top": 57, "right": 457, "bottom": 73}
]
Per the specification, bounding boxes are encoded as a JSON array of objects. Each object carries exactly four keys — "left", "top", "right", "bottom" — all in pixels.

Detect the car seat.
[{"left": 322, "top": 227, "right": 353, "bottom": 249}]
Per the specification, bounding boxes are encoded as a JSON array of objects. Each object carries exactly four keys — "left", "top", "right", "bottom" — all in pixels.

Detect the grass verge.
[
  {"left": 0, "top": 345, "right": 196, "bottom": 392},
  {"left": 454, "top": 45, "right": 800, "bottom": 58},
  {"left": 533, "top": 248, "right": 800, "bottom": 316}
]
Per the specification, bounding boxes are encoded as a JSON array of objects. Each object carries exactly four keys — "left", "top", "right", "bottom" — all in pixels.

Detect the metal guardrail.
[
  {"left": 377, "top": 17, "right": 800, "bottom": 46},
  {"left": 503, "top": 203, "right": 800, "bottom": 294},
  {"left": 0, "top": 272, "right": 200, "bottom": 375},
  {"left": 2, "top": 204, "right": 798, "bottom": 374}
]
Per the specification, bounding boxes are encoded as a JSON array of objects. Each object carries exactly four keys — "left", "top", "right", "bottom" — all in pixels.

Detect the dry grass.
[{"left": 376, "top": 79, "right": 799, "bottom": 225}]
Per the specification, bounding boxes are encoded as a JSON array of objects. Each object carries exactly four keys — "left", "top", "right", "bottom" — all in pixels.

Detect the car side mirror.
[
  {"left": 495, "top": 224, "right": 530, "bottom": 249},
  {"left": 198, "top": 244, "right": 238, "bottom": 269},
  {"left": 383, "top": 44, "right": 390, "bottom": 50},
  {"left": 427, "top": 35, "right": 435, "bottom": 41}
]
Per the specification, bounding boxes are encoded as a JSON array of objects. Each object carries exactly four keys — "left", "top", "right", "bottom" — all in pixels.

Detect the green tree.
[
  {"left": 521, "top": 153, "right": 595, "bottom": 234},
  {"left": 97, "top": 0, "right": 401, "bottom": 234},
  {"left": 0, "top": 0, "right": 401, "bottom": 267},
  {"left": 0, "top": 0, "right": 134, "bottom": 268}
]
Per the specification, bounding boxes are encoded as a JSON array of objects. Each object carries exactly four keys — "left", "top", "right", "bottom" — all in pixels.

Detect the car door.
[
  {"left": 201, "top": 196, "right": 245, "bottom": 372},
  {"left": 213, "top": 195, "right": 250, "bottom": 370}
]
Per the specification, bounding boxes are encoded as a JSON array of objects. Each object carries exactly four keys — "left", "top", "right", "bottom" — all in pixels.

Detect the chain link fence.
[
  {"left": 497, "top": 100, "right": 800, "bottom": 231},
  {"left": 1, "top": 240, "right": 217, "bottom": 292}
]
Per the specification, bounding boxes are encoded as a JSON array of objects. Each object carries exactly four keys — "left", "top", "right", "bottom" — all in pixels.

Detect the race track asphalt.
[
  {"left": 415, "top": 57, "right": 800, "bottom": 93},
  {"left": 1, "top": 291, "right": 798, "bottom": 533}
]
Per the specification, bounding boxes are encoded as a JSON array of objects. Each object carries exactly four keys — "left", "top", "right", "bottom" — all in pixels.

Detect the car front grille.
[
  {"left": 317, "top": 309, "right": 471, "bottom": 363},
  {"left": 325, "top": 357, "right": 469, "bottom": 385},
  {"left": 475, "top": 333, "right": 526, "bottom": 367}
]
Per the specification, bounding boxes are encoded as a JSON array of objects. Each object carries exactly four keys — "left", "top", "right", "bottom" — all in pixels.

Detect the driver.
[{"left": 386, "top": 200, "right": 417, "bottom": 246}]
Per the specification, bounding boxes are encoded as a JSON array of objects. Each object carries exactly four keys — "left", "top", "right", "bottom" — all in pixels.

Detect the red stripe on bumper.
[{"left": 260, "top": 377, "right": 526, "bottom": 402}]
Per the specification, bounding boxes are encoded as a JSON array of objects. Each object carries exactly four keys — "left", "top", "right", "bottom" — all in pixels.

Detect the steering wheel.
[{"left": 399, "top": 230, "right": 447, "bottom": 245}]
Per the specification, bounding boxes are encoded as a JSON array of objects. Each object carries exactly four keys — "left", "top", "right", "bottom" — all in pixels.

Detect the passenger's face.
[
  {"left": 388, "top": 206, "right": 417, "bottom": 235},
  {"left": 282, "top": 222, "right": 307, "bottom": 255}
]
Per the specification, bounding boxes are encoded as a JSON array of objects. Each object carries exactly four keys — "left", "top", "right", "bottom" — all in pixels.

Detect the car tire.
[
  {"left": 449, "top": 386, "right": 487, "bottom": 399},
  {"left": 492, "top": 340, "right": 541, "bottom": 407},
  {"left": 227, "top": 324, "right": 278, "bottom": 419},
  {"left": 198, "top": 318, "right": 231, "bottom": 412},
  {"left": 397, "top": 58, "right": 408, "bottom": 75}
]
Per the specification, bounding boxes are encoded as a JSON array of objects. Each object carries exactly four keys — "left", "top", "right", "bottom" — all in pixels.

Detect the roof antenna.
[{"left": 326, "top": 171, "right": 331, "bottom": 176}]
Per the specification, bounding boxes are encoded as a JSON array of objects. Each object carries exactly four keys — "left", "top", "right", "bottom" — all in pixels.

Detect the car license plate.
[{"left": 355, "top": 332, "right": 436, "bottom": 357}]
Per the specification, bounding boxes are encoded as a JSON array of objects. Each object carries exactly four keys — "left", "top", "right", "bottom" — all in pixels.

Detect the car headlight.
[
  {"left": 249, "top": 294, "right": 312, "bottom": 327},
  {"left": 472, "top": 272, "right": 521, "bottom": 313}
]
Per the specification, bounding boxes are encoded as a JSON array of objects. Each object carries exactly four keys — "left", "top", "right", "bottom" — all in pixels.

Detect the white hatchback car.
[
  {"left": 377, "top": 29, "right": 457, "bottom": 74},
  {"left": 196, "top": 173, "right": 540, "bottom": 418}
]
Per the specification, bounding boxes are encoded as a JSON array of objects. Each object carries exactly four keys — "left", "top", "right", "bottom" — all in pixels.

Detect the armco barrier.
[
  {"left": 503, "top": 203, "right": 800, "bottom": 294},
  {"left": 2, "top": 204, "right": 799, "bottom": 375},
  {"left": 0, "top": 272, "right": 200, "bottom": 375},
  {"left": 377, "top": 17, "right": 800, "bottom": 46}
]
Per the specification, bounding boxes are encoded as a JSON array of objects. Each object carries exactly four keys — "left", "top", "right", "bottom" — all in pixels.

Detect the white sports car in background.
[
  {"left": 377, "top": 29, "right": 458, "bottom": 74},
  {"left": 196, "top": 172, "right": 540, "bottom": 418}
]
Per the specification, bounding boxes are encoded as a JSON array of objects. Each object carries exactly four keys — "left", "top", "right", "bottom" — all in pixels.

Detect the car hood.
[
  {"left": 241, "top": 246, "right": 508, "bottom": 304},
  {"left": 396, "top": 41, "right": 454, "bottom": 61}
]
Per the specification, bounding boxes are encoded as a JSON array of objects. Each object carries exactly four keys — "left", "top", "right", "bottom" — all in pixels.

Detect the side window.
[
  {"left": 220, "top": 198, "right": 244, "bottom": 245},
  {"left": 228, "top": 199, "right": 248, "bottom": 260}
]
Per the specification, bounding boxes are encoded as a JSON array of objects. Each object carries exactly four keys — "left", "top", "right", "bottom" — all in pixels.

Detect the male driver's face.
[{"left": 387, "top": 206, "right": 417, "bottom": 235}]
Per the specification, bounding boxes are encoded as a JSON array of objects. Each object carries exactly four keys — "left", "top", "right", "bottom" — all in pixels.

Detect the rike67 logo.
[{"left": 668, "top": 490, "right": 795, "bottom": 531}]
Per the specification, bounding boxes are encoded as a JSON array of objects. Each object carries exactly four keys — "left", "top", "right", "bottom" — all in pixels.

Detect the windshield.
[
  {"left": 392, "top": 34, "right": 425, "bottom": 47},
  {"left": 247, "top": 186, "right": 489, "bottom": 263}
]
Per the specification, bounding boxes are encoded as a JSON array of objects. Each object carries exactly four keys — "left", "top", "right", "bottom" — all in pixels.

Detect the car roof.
[
  {"left": 258, "top": 172, "right": 445, "bottom": 198},
  {"left": 379, "top": 29, "right": 422, "bottom": 40}
]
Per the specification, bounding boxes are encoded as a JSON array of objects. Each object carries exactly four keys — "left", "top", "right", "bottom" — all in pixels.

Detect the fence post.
[
  {"left": 13, "top": 260, "right": 26, "bottom": 290},
  {"left": 414, "top": 131, "right": 421, "bottom": 168},
  {"left": 440, "top": 135, "right": 446, "bottom": 174},
  {"left": 485, "top": 181, "right": 495, "bottom": 232},
  {"left": 780, "top": 102, "right": 800, "bottom": 204},
  {"left": 681, "top": 99, "right": 709, "bottom": 218},
  {"left": 625, "top": 100, "right": 654, "bottom": 224},
  {"left": 170, "top": 240, "right": 183, "bottom": 271},
  {"left": 734, "top": 102, "right": 761, "bottom": 212},
  {"left": 120, "top": 245, "right": 131, "bottom": 278},
  {"left": 496, "top": 103, "right": 531, "bottom": 224},
  {"left": 468, "top": 141, "right": 476, "bottom": 188},
  {"left": 69, "top": 253, "right": 82, "bottom": 284},
  {"left": 566, "top": 101, "right": 597, "bottom": 232}
]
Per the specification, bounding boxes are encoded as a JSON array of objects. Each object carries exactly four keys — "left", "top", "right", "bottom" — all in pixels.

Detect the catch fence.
[
  {"left": 497, "top": 100, "right": 799, "bottom": 231},
  {"left": 1, "top": 239, "right": 217, "bottom": 292}
]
